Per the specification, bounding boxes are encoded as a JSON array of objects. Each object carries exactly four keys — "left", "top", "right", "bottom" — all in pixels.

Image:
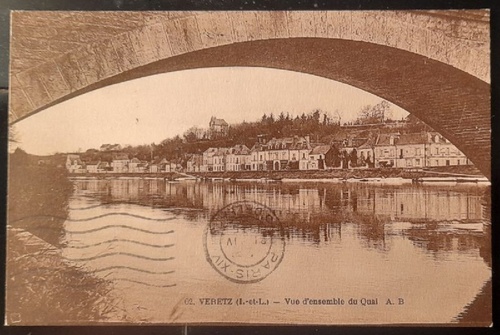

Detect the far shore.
[{"left": 69, "top": 166, "right": 488, "bottom": 185}]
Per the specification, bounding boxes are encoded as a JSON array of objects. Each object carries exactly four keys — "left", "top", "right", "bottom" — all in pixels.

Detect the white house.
[
  {"left": 111, "top": 154, "right": 130, "bottom": 173},
  {"left": 225, "top": 145, "right": 251, "bottom": 171}
]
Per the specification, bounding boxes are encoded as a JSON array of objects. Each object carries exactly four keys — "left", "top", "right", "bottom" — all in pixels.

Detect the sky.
[{"left": 11, "top": 67, "right": 409, "bottom": 155}]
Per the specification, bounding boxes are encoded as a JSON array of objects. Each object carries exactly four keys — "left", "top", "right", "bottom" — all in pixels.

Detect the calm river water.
[{"left": 62, "top": 178, "right": 491, "bottom": 324}]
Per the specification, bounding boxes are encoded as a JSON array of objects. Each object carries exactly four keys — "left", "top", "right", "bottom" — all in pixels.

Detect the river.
[{"left": 61, "top": 178, "right": 491, "bottom": 325}]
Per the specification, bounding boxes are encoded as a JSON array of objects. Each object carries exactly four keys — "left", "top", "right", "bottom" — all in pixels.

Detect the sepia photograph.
[{"left": 6, "top": 10, "right": 491, "bottom": 326}]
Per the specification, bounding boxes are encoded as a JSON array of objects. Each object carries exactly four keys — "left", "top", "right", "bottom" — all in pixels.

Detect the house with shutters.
[
  {"left": 250, "top": 136, "right": 312, "bottom": 171},
  {"left": 225, "top": 144, "right": 251, "bottom": 171}
]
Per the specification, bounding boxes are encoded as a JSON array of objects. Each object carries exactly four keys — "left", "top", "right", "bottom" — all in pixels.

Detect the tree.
[
  {"left": 404, "top": 114, "right": 433, "bottom": 133},
  {"left": 356, "top": 100, "right": 393, "bottom": 125}
]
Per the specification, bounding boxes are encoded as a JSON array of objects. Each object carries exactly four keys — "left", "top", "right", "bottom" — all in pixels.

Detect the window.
[
  {"left": 446, "top": 160, "right": 450, "bottom": 166},
  {"left": 415, "top": 159, "right": 420, "bottom": 166},
  {"left": 416, "top": 148, "right": 421, "bottom": 156}
]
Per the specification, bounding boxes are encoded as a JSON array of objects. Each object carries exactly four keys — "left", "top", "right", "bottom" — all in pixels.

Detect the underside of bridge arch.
[{"left": 18, "top": 38, "right": 490, "bottom": 178}]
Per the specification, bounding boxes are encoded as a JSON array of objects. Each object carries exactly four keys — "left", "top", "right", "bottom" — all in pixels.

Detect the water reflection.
[
  {"left": 66, "top": 178, "right": 490, "bottom": 324},
  {"left": 74, "top": 178, "right": 488, "bottom": 250}
]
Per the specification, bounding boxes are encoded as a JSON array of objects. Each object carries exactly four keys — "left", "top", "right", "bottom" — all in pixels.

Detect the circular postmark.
[{"left": 204, "top": 200, "right": 285, "bottom": 284}]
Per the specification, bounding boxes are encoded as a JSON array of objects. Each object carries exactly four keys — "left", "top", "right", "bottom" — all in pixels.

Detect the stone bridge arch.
[{"left": 9, "top": 11, "right": 490, "bottom": 177}]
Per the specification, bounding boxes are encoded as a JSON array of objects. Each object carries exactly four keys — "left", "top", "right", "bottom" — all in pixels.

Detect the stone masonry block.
[
  {"left": 163, "top": 16, "right": 203, "bottom": 56},
  {"left": 112, "top": 32, "right": 141, "bottom": 72},
  {"left": 9, "top": 75, "right": 34, "bottom": 121},
  {"left": 36, "top": 61, "right": 70, "bottom": 101},
  {"left": 197, "top": 12, "right": 234, "bottom": 49},
  {"left": 15, "top": 69, "right": 52, "bottom": 109},
  {"left": 285, "top": 12, "right": 305, "bottom": 38},
  {"left": 128, "top": 26, "right": 158, "bottom": 66},
  {"left": 231, "top": 12, "right": 261, "bottom": 42},
  {"left": 55, "top": 52, "right": 88, "bottom": 92},
  {"left": 143, "top": 23, "right": 173, "bottom": 60},
  {"left": 257, "top": 11, "right": 289, "bottom": 40},
  {"left": 91, "top": 39, "right": 122, "bottom": 81}
]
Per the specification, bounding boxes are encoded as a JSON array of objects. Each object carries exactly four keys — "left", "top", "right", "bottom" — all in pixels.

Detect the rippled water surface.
[{"left": 61, "top": 178, "right": 491, "bottom": 324}]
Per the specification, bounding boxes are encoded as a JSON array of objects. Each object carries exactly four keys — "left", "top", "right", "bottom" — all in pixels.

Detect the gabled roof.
[
  {"left": 375, "top": 132, "right": 437, "bottom": 146},
  {"left": 427, "top": 132, "right": 449, "bottom": 144},
  {"left": 204, "top": 147, "right": 230, "bottom": 156},
  {"left": 397, "top": 133, "right": 428, "bottom": 145},
  {"left": 310, "top": 145, "right": 331, "bottom": 155},
  {"left": 358, "top": 137, "right": 376, "bottom": 149},
  {"left": 130, "top": 157, "right": 141, "bottom": 163},
  {"left": 203, "top": 147, "right": 219, "bottom": 155},
  {"left": 229, "top": 144, "right": 250, "bottom": 155},
  {"left": 262, "top": 136, "right": 311, "bottom": 151},
  {"left": 210, "top": 117, "right": 228, "bottom": 126},
  {"left": 251, "top": 143, "right": 264, "bottom": 152},
  {"left": 375, "top": 133, "right": 400, "bottom": 146}
]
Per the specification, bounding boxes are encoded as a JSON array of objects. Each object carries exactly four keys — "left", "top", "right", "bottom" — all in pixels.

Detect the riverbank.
[
  {"left": 70, "top": 166, "right": 485, "bottom": 180},
  {"left": 9, "top": 158, "right": 73, "bottom": 246},
  {"left": 188, "top": 166, "right": 486, "bottom": 181},
  {"left": 6, "top": 228, "right": 121, "bottom": 324},
  {"left": 69, "top": 171, "right": 182, "bottom": 180},
  {"left": 7, "top": 153, "right": 121, "bottom": 324}
]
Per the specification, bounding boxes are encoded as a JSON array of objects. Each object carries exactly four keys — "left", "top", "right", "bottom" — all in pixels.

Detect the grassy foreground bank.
[
  {"left": 7, "top": 151, "right": 121, "bottom": 324},
  {"left": 8, "top": 156, "right": 73, "bottom": 246}
]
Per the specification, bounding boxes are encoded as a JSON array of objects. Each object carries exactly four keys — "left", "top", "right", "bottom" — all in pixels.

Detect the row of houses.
[
  {"left": 68, "top": 131, "right": 471, "bottom": 174},
  {"left": 66, "top": 154, "right": 182, "bottom": 174},
  {"left": 186, "top": 132, "right": 471, "bottom": 172},
  {"left": 350, "top": 132, "right": 471, "bottom": 168},
  {"left": 187, "top": 136, "right": 337, "bottom": 173}
]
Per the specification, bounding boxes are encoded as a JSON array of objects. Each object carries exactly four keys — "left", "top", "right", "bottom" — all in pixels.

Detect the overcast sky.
[{"left": 12, "top": 67, "right": 409, "bottom": 155}]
